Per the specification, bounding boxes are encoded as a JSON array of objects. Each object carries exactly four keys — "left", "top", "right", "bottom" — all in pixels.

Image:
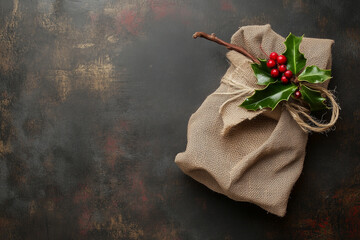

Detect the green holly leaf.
[
  {"left": 240, "top": 82, "right": 298, "bottom": 111},
  {"left": 298, "top": 65, "right": 332, "bottom": 83},
  {"left": 283, "top": 33, "right": 306, "bottom": 75},
  {"left": 299, "top": 84, "right": 327, "bottom": 111},
  {"left": 251, "top": 59, "right": 275, "bottom": 86}
]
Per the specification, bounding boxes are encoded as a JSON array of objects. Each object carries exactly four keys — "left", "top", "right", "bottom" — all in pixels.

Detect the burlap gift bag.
[{"left": 175, "top": 24, "right": 334, "bottom": 217}]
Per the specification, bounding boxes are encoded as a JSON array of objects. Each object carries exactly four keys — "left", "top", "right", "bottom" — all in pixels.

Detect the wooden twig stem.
[{"left": 193, "top": 32, "right": 260, "bottom": 64}]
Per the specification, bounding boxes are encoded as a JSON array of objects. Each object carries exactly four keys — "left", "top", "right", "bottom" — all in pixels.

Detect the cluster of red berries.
[
  {"left": 267, "top": 52, "right": 301, "bottom": 98},
  {"left": 267, "top": 52, "right": 293, "bottom": 84}
]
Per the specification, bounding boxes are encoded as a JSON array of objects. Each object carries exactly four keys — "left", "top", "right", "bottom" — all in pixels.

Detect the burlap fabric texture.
[{"left": 175, "top": 24, "right": 334, "bottom": 217}]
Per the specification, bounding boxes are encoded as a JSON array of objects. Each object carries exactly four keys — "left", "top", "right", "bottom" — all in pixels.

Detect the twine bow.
[{"left": 284, "top": 83, "right": 339, "bottom": 133}]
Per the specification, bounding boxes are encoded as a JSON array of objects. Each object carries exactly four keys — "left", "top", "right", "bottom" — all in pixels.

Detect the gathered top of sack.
[{"left": 220, "top": 24, "right": 334, "bottom": 135}]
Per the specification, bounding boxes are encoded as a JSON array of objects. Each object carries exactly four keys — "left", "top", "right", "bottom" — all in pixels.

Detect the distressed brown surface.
[{"left": 0, "top": 0, "right": 359, "bottom": 239}]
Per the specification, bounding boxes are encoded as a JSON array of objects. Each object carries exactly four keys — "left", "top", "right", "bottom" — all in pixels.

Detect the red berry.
[
  {"left": 294, "top": 90, "right": 301, "bottom": 98},
  {"left": 277, "top": 55, "right": 287, "bottom": 64},
  {"left": 281, "top": 76, "right": 289, "bottom": 84},
  {"left": 269, "top": 52, "right": 278, "bottom": 60},
  {"left": 271, "top": 69, "right": 280, "bottom": 78},
  {"left": 278, "top": 65, "right": 287, "bottom": 73},
  {"left": 267, "top": 59, "right": 276, "bottom": 68},
  {"left": 284, "top": 70, "right": 293, "bottom": 78}
]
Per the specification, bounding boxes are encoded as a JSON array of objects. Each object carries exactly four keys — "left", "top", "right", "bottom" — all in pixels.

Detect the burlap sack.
[{"left": 175, "top": 24, "right": 334, "bottom": 217}]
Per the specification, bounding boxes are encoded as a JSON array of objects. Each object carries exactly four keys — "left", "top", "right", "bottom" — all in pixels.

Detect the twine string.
[
  {"left": 284, "top": 83, "right": 340, "bottom": 133},
  {"left": 215, "top": 76, "right": 340, "bottom": 133}
]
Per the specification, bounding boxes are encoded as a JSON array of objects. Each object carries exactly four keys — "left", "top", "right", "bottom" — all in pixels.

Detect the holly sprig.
[{"left": 240, "top": 33, "right": 332, "bottom": 111}]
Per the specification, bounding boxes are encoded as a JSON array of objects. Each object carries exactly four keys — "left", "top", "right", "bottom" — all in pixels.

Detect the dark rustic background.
[{"left": 0, "top": 0, "right": 359, "bottom": 239}]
